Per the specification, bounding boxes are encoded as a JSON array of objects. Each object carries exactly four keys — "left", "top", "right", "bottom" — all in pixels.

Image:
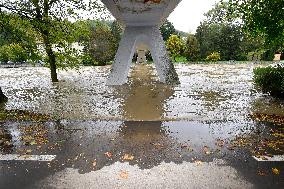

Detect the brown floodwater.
[{"left": 0, "top": 63, "right": 283, "bottom": 121}]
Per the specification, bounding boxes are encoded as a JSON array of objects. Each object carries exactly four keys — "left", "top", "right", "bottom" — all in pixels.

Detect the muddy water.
[{"left": 0, "top": 63, "right": 283, "bottom": 121}]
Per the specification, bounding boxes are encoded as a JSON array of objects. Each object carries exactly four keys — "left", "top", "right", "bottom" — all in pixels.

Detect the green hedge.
[{"left": 253, "top": 65, "right": 284, "bottom": 97}]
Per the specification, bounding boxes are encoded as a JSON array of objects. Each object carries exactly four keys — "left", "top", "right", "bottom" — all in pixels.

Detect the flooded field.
[
  {"left": 1, "top": 63, "right": 283, "bottom": 120},
  {"left": 0, "top": 63, "right": 283, "bottom": 188}
]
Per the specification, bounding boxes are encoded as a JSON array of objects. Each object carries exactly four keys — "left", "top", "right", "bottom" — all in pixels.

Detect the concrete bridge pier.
[{"left": 107, "top": 26, "right": 179, "bottom": 85}]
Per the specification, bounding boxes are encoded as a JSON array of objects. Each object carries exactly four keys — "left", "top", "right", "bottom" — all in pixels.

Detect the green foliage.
[
  {"left": 110, "top": 20, "right": 123, "bottom": 51},
  {"left": 196, "top": 1, "right": 265, "bottom": 61},
  {"left": 0, "top": 43, "right": 29, "bottom": 63},
  {"left": 0, "top": 45, "right": 11, "bottom": 63},
  {"left": 254, "top": 66, "right": 284, "bottom": 98},
  {"left": 89, "top": 22, "right": 117, "bottom": 66},
  {"left": 196, "top": 22, "right": 246, "bottom": 61},
  {"left": 206, "top": 1, "right": 239, "bottom": 24},
  {"left": 77, "top": 20, "right": 122, "bottom": 66},
  {"left": 247, "top": 50, "right": 265, "bottom": 61},
  {"left": 206, "top": 52, "right": 221, "bottom": 62},
  {"left": 228, "top": 0, "right": 284, "bottom": 47},
  {"left": 81, "top": 54, "right": 97, "bottom": 66},
  {"left": 166, "top": 35, "right": 185, "bottom": 61},
  {"left": 184, "top": 34, "right": 200, "bottom": 61},
  {"left": 0, "top": 12, "right": 40, "bottom": 62},
  {"left": 174, "top": 56, "right": 187, "bottom": 63},
  {"left": 160, "top": 20, "right": 176, "bottom": 41}
]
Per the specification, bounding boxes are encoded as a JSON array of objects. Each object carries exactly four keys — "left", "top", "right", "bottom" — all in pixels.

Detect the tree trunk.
[
  {"left": 43, "top": 33, "right": 58, "bottom": 82},
  {"left": 0, "top": 87, "right": 7, "bottom": 103}
]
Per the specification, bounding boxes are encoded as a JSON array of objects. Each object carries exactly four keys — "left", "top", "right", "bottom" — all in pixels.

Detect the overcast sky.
[{"left": 168, "top": 0, "right": 218, "bottom": 33}]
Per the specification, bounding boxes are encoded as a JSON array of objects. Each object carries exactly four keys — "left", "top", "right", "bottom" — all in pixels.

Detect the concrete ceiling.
[{"left": 101, "top": 0, "right": 182, "bottom": 26}]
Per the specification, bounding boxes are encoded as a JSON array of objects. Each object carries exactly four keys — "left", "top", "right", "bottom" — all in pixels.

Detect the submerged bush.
[
  {"left": 206, "top": 52, "right": 221, "bottom": 62},
  {"left": 81, "top": 54, "right": 97, "bottom": 66},
  {"left": 254, "top": 65, "right": 284, "bottom": 97}
]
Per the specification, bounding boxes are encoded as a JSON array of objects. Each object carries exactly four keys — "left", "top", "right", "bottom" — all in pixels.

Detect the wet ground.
[{"left": 0, "top": 63, "right": 283, "bottom": 188}]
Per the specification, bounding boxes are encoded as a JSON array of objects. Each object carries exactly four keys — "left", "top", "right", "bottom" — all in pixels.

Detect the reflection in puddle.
[{"left": 117, "top": 65, "right": 174, "bottom": 121}]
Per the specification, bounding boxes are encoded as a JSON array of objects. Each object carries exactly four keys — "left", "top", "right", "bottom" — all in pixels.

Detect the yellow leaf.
[
  {"left": 123, "top": 154, "right": 134, "bottom": 161},
  {"left": 272, "top": 168, "right": 280, "bottom": 175},
  {"left": 119, "top": 171, "right": 128, "bottom": 179},
  {"left": 30, "top": 141, "right": 37, "bottom": 145},
  {"left": 26, "top": 149, "right": 32, "bottom": 153},
  {"left": 104, "top": 152, "right": 112, "bottom": 158},
  {"left": 92, "top": 160, "right": 97, "bottom": 167},
  {"left": 194, "top": 160, "right": 203, "bottom": 165}
]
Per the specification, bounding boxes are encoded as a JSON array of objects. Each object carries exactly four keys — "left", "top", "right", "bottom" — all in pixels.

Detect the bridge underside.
[
  {"left": 102, "top": 0, "right": 181, "bottom": 85},
  {"left": 107, "top": 26, "right": 179, "bottom": 85}
]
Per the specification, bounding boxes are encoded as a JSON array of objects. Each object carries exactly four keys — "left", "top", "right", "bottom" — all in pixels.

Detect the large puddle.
[{"left": 1, "top": 63, "right": 283, "bottom": 121}]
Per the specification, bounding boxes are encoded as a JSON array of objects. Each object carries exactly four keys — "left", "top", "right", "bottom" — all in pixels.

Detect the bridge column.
[
  {"left": 107, "top": 26, "right": 179, "bottom": 85},
  {"left": 136, "top": 49, "right": 147, "bottom": 64}
]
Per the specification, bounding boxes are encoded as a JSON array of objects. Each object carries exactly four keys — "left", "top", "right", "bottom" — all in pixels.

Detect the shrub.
[
  {"left": 184, "top": 34, "right": 200, "bottom": 61},
  {"left": 254, "top": 65, "right": 284, "bottom": 98},
  {"left": 81, "top": 54, "right": 97, "bottom": 66},
  {"left": 206, "top": 52, "right": 221, "bottom": 62},
  {"left": 166, "top": 34, "right": 185, "bottom": 61}
]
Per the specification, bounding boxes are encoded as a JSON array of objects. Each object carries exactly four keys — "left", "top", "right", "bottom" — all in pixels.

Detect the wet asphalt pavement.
[{"left": 0, "top": 63, "right": 283, "bottom": 188}]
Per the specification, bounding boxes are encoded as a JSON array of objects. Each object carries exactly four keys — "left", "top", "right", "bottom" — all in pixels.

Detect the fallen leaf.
[
  {"left": 194, "top": 160, "right": 203, "bottom": 165},
  {"left": 181, "top": 144, "right": 189, "bottom": 149},
  {"left": 257, "top": 170, "right": 267, "bottom": 176},
  {"left": 104, "top": 152, "right": 112, "bottom": 158},
  {"left": 215, "top": 139, "right": 225, "bottom": 147},
  {"left": 203, "top": 146, "right": 211, "bottom": 155},
  {"left": 26, "top": 149, "right": 32, "bottom": 153},
  {"left": 92, "top": 160, "right": 97, "bottom": 167},
  {"left": 119, "top": 171, "right": 128, "bottom": 179},
  {"left": 30, "top": 141, "right": 37, "bottom": 145},
  {"left": 272, "top": 168, "right": 280, "bottom": 175},
  {"left": 123, "top": 154, "right": 134, "bottom": 161}
]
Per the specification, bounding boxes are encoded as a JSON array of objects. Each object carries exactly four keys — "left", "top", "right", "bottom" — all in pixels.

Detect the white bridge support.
[
  {"left": 107, "top": 26, "right": 179, "bottom": 85},
  {"left": 101, "top": 0, "right": 181, "bottom": 85},
  {"left": 136, "top": 49, "right": 147, "bottom": 64}
]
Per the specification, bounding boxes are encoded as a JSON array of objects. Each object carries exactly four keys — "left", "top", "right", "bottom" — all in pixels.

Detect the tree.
[
  {"left": 195, "top": 1, "right": 265, "bottom": 61},
  {"left": 184, "top": 34, "right": 200, "bottom": 61},
  {"left": 160, "top": 20, "right": 176, "bottom": 41},
  {"left": 0, "top": 12, "right": 40, "bottom": 63},
  {"left": 228, "top": 0, "right": 284, "bottom": 47},
  {"left": 110, "top": 20, "right": 123, "bottom": 52},
  {"left": 89, "top": 22, "right": 116, "bottom": 66},
  {"left": 166, "top": 34, "right": 185, "bottom": 61},
  {"left": 0, "top": 0, "right": 102, "bottom": 82}
]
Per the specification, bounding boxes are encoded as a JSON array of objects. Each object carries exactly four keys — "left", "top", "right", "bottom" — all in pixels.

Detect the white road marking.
[
  {"left": 0, "top": 154, "right": 56, "bottom": 161},
  {"left": 253, "top": 155, "right": 284, "bottom": 162}
]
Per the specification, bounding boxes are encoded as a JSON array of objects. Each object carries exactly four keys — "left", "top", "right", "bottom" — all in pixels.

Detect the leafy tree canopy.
[
  {"left": 160, "top": 19, "right": 176, "bottom": 41},
  {"left": 228, "top": 0, "right": 284, "bottom": 47}
]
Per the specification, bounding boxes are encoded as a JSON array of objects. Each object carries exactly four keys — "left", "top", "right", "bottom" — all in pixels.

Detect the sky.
[{"left": 168, "top": 0, "right": 218, "bottom": 33}]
